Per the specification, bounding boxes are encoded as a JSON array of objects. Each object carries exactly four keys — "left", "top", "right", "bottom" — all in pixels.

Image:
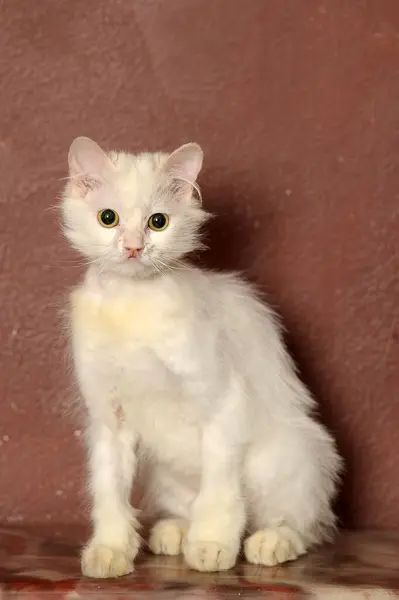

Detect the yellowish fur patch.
[{"left": 71, "top": 288, "right": 183, "bottom": 347}]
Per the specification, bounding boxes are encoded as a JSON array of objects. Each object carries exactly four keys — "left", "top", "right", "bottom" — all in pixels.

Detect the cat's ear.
[
  {"left": 163, "top": 143, "right": 203, "bottom": 201},
  {"left": 68, "top": 137, "right": 115, "bottom": 198}
]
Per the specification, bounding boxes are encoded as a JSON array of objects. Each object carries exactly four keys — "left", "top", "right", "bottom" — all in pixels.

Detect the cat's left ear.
[
  {"left": 68, "top": 137, "right": 116, "bottom": 198},
  {"left": 163, "top": 143, "right": 203, "bottom": 200}
]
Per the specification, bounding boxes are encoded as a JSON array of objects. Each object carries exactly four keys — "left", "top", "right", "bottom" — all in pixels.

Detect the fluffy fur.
[{"left": 61, "top": 137, "right": 341, "bottom": 578}]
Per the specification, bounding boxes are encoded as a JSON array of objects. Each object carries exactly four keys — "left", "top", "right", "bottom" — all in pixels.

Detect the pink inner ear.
[
  {"left": 68, "top": 137, "right": 116, "bottom": 198},
  {"left": 72, "top": 174, "right": 103, "bottom": 198},
  {"left": 68, "top": 137, "right": 115, "bottom": 179},
  {"left": 164, "top": 143, "right": 203, "bottom": 183}
]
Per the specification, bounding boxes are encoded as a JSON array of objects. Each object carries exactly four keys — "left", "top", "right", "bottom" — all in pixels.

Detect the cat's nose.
[{"left": 125, "top": 247, "right": 143, "bottom": 259}]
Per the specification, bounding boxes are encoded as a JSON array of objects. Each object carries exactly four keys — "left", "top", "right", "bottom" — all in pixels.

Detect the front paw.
[
  {"left": 149, "top": 518, "right": 187, "bottom": 556},
  {"left": 81, "top": 536, "right": 140, "bottom": 578},
  {"left": 184, "top": 540, "right": 238, "bottom": 572}
]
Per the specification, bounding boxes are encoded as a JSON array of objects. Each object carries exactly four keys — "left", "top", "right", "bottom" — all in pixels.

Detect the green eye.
[
  {"left": 98, "top": 209, "right": 119, "bottom": 228},
  {"left": 148, "top": 213, "right": 169, "bottom": 231}
]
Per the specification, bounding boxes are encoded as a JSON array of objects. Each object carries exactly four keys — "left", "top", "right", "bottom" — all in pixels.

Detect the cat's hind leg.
[
  {"left": 243, "top": 428, "right": 339, "bottom": 567},
  {"left": 244, "top": 525, "right": 306, "bottom": 566}
]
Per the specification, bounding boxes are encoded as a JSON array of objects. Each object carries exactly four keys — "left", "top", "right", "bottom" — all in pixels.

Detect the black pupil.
[
  {"left": 151, "top": 213, "right": 166, "bottom": 229},
  {"left": 101, "top": 210, "right": 116, "bottom": 225}
]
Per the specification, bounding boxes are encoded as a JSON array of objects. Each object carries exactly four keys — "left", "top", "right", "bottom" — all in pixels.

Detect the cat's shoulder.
[{"left": 194, "top": 267, "right": 259, "bottom": 296}]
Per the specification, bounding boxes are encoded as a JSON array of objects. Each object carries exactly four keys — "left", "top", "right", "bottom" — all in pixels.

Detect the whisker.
[
  {"left": 171, "top": 258, "right": 191, "bottom": 271},
  {"left": 149, "top": 258, "right": 164, "bottom": 276},
  {"left": 153, "top": 258, "right": 176, "bottom": 276},
  {"left": 156, "top": 257, "right": 190, "bottom": 275},
  {"left": 44, "top": 204, "right": 61, "bottom": 214}
]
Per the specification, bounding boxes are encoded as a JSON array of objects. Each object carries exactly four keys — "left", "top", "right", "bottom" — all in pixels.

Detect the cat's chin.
[{"left": 110, "top": 260, "right": 160, "bottom": 279}]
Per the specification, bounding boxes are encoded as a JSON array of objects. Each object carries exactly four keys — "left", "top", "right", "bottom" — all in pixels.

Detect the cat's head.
[{"left": 61, "top": 137, "right": 209, "bottom": 277}]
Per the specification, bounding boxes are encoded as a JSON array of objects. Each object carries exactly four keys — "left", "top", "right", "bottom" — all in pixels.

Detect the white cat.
[{"left": 61, "top": 137, "right": 341, "bottom": 578}]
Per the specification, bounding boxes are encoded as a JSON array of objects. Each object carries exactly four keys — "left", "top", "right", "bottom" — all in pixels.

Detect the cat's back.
[{"left": 194, "top": 267, "right": 278, "bottom": 330}]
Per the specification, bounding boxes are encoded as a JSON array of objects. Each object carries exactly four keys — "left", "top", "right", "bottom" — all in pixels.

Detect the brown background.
[{"left": 0, "top": 0, "right": 398, "bottom": 530}]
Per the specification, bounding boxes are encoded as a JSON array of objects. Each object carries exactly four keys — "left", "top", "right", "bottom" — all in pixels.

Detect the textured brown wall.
[{"left": 0, "top": 0, "right": 398, "bottom": 530}]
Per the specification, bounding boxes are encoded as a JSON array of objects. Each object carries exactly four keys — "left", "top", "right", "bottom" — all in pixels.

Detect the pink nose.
[{"left": 125, "top": 247, "right": 142, "bottom": 259}]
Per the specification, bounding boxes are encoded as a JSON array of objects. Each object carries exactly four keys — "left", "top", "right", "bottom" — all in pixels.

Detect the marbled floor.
[{"left": 1, "top": 526, "right": 399, "bottom": 599}]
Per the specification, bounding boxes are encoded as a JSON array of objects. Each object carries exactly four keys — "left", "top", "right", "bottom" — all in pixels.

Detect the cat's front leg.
[
  {"left": 184, "top": 392, "right": 247, "bottom": 572},
  {"left": 81, "top": 422, "right": 140, "bottom": 578}
]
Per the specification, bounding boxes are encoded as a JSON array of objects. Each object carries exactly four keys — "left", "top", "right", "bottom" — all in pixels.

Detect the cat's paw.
[
  {"left": 149, "top": 518, "right": 187, "bottom": 556},
  {"left": 81, "top": 537, "right": 140, "bottom": 578},
  {"left": 184, "top": 541, "right": 238, "bottom": 572},
  {"left": 244, "top": 526, "right": 306, "bottom": 567}
]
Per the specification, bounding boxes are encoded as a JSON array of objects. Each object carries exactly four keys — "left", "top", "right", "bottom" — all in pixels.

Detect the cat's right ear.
[{"left": 68, "top": 137, "right": 115, "bottom": 198}]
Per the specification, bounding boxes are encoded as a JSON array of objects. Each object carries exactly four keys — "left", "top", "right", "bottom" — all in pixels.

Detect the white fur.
[{"left": 61, "top": 138, "right": 341, "bottom": 578}]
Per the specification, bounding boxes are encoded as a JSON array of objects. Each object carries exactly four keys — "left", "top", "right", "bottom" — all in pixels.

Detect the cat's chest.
[
  {"left": 70, "top": 281, "right": 188, "bottom": 353},
  {"left": 70, "top": 278, "right": 203, "bottom": 472}
]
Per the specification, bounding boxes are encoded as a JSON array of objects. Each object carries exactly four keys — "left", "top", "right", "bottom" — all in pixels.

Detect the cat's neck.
[{"left": 84, "top": 262, "right": 182, "bottom": 292}]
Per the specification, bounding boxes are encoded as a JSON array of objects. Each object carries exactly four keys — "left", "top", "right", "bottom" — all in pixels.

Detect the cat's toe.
[
  {"left": 244, "top": 526, "right": 306, "bottom": 566},
  {"left": 149, "top": 519, "right": 186, "bottom": 556},
  {"left": 81, "top": 540, "right": 138, "bottom": 578},
  {"left": 184, "top": 541, "right": 237, "bottom": 572}
]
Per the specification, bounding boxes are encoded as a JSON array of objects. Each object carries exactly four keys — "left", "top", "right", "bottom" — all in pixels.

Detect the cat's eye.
[
  {"left": 148, "top": 213, "right": 169, "bottom": 231},
  {"left": 97, "top": 209, "right": 119, "bottom": 228}
]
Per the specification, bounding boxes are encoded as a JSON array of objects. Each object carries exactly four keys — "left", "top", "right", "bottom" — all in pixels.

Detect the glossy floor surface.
[{"left": 1, "top": 527, "right": 399, "bottom": 598}]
